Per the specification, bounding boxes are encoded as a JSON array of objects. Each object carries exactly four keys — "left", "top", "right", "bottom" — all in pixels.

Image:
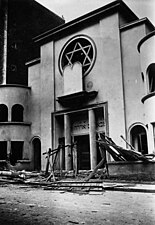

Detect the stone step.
[
  {"left": 44, "top": 186, "right": 103, "bottom": 192},
  {"left": 44, "top": 181, "right": 104, "bottom": 192}
]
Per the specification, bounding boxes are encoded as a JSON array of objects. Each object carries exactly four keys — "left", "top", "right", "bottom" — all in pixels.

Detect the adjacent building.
[{"left": 0, "top": 0, "right": 155, "bottom": 172}]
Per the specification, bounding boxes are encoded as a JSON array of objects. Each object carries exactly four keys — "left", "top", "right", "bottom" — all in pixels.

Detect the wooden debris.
[
  {"left": 98, "top": 133, "right": 151, "bottom": 162},
  {"left": 43, "top": 148, "right": 52, "bottom": 175},
  {"left": 120, "top": 135, "right": 135, "bottom": 150},
  {"left": 85, "top": 158, "right": 106, "bottom": 181},
  {"left": 44, "top": 142, "right": 78, "bottom": 182},
  {"left": 0, "top": 170, "right": 40, "bottom": 179}
]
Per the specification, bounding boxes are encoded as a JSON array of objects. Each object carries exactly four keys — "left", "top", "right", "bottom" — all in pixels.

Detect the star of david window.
[{"left": 59, "top": 35, "right": 96, "bottom": 76}]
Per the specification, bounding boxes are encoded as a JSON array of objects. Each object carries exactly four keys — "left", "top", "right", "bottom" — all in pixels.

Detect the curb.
[{"left": 103, "top": 184, "right": 155, "bottom": 193}]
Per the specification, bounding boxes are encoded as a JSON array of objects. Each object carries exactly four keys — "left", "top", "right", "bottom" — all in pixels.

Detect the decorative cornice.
[
  {"left": 120, "top": 17, "right": 154, "bottom": 32},
  {"left": 57, "top": 91, "right": 98, "bottom": 107},
  {"left": 0, "top": 84, "right": 31, "bottom": 89},
  {"left": 0, "top": 122, "right": 31, "bottom": 126}
]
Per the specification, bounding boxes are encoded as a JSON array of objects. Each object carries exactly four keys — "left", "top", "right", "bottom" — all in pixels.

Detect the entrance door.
[{"left": 74, "top": 135, "right": 90, "bottom": 170}]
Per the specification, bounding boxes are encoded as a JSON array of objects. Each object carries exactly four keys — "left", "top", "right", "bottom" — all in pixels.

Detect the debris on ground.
[{"left": 0, "top": 134, "right": 155, "bottom": 193}]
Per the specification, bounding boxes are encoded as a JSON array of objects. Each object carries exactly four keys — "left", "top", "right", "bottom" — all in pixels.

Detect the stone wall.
[{"left": 107, "top": 161, "right": 155, "bottom": 180}]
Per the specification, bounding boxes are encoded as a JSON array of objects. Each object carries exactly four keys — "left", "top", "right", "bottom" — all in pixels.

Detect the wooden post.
[
  {"left": 45, "top": 148, "right": 51, "bottom": 175},
  {"left": 72, "top": 142, "right": 78, "bottom": 177},
  {"left": 98, "top": 141, "right": 109, "bottom": 177}
]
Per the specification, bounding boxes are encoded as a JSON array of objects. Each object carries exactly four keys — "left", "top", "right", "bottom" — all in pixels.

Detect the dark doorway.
[
  {"left": 32, "top": 138, "right": 41, "bottom": 171},
  {"left": 74, "top": 135, "right": 90, "bottom": 170}
]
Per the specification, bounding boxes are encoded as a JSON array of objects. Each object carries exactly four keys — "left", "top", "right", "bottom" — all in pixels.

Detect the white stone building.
[{"left": 0, "top": 0, "right": 155, "bottom": 174}]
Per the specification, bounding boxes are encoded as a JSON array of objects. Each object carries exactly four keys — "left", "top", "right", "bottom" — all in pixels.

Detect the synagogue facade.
[{"left": 0, "top": 0, "right": 155, "bottom": 172}]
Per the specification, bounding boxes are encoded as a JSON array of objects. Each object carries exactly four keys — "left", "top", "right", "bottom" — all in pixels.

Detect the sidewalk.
[
  {"left": 1, "top": 172, "right": 155, "bottom": 193},
  {"left": 103, "top": 181, "right": 155, "bottom": 193}
]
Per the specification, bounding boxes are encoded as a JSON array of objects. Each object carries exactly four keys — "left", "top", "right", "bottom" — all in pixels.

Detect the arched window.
[
  {"left": 130, "top": 125, "right": 148, "bottom": 154},
  {"left": 0, "top": 104, "right": 8, "bottom": 122},
  {"left": 147, "top": 64, "right": 155, "bottom": 93},
  {"left": 12, "top": 104, "right": 24, "bottom": 122}
]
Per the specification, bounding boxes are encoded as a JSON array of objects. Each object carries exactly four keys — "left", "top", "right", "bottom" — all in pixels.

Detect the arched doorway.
[
  {"left": 32, "top": 138, "right": 41, "bottom": 171},
  {"left": 130, "top": 125, "right": 148, "bottom": 154}
]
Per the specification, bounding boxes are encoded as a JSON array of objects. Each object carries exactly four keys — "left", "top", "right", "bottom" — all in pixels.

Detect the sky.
[{"left": 36, "top": 0, "right": 155, "bottom": 26}]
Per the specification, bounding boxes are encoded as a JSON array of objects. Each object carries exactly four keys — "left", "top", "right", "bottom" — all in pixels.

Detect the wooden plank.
[{"left": 44, "top": 148, "right": 52, "bottom": 175}]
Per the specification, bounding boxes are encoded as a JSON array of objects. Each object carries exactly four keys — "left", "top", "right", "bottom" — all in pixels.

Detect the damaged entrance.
[{"left": 53, "top": 103, "right": 107, "bottom": 171}]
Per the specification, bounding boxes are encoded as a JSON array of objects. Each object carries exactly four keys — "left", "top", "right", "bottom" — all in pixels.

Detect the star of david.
[{"left": 65, "top": 42, "right": 92, "bottom": 68}]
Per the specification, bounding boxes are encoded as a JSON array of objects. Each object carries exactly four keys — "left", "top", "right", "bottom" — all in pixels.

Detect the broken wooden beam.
[{"left": 85, "top": 157, "right": 106, "bottom": 181}]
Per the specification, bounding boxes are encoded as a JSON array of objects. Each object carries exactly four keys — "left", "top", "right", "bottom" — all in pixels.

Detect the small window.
[
  {"left": 12, "top": 104, "right": 24, "bottom": 122},
  {"left": 0, "top": 141, "right": 7, "bottom": 160},
  {"left": 10, "top": 141, "right": 23, "bottom": 165},
  {"left": 147, "top": 64, "right": 155, "bottom": 93},
  {"left": 0, "top": 104, "right": 8, "bottom": 122}
]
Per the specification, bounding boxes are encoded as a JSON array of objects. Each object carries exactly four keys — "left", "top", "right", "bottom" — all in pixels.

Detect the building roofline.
[
  {"left": 120, "top": 17, "right": 155, "bottom": 32},
  {"left": 33, "top": 0, "right": 138, "bottom": 44},
  {"left": 137, "top": 30, "right": 155, "bottom": 52}
]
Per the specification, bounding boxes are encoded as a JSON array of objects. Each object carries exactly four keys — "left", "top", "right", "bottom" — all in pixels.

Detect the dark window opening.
[
  {"left": 0, "top": 141, "right": 7, "bottom": 160},
  {"left": 0, "top": 104, "right": 8, "bottom": 122},
  {"left": 147, "top": 64, "right": 155, "bottom": 93},
  {"left": 10, "top": 141, "right": 23, "bottom": 165},
  {"left": 130, "top": 125, "right": 148, "bottom": 154},
  {"left": 12, "top": 104, "right": 24, "bottom": 122}
]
